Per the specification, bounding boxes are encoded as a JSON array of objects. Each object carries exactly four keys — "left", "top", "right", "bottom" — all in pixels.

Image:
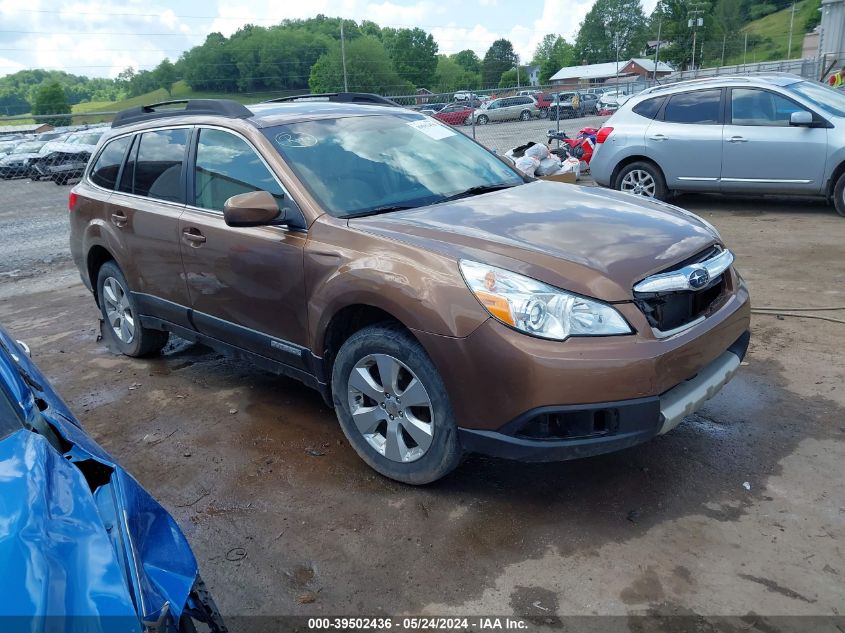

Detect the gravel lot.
[{"left": 0, "top": 175, "right": 844, "bottom": 628}]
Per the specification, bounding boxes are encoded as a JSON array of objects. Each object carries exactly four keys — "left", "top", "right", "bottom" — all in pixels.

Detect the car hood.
[
  {"left": 0, "top": 327, "right": 221, "bottom": 630},
  {"left": 41, "top": 141, "right": 97, "bottom": 155},
  {"left": 0, "top": 152, "right": 39, "bottom": 163},
  {"left": 350, "top": 181, "right": 719, "bottom": 301}
]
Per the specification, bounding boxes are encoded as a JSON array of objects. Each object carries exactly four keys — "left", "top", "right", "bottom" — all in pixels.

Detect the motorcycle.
[{"left": 546, "top": 127, "right": 597, "bottom": 171}]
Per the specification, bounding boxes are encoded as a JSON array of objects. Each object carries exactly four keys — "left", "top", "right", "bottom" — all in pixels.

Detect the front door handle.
[
  {"left": 182, "top": 228, "right": 206, "bottom": 247},
  {"left": 728, "top": 136, "right": 748, "bottom": 143},
  {"left": 111, "top": 212, "right": 127, "bottom": 227},
  {"left": 649, "top": 134, "right": 668, "bottom": 141}
]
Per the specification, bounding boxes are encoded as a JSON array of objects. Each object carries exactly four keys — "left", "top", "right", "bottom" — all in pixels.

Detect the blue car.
[{"left": 0, "top": 325, "right": 226, "bottom": 632}]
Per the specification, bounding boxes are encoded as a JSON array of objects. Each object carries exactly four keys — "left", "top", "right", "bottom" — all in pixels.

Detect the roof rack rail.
[
  {"left": 111, "top": 99, "right": 253, "bottom": 128},
  {"left": 264, "top": 92, "right": 400, "bottom": 107}
]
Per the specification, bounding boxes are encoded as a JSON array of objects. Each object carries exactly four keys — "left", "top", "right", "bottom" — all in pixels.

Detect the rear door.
[
  {"left": 645, "top": 88, "right": 724, "bottom": 191},
  {"left": 720, "top": 87, "right": 828, "bottom": 194},
  {"left": 107, "top": 127, "right": 193, "bottom": 327},
  {"left": 179, "top": 127, "right": 310, "bottom": 369}
]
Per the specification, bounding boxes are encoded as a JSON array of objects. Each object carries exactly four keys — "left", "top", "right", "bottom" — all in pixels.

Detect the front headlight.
[{"left": 459, "top": 260, "right": 632, "bottom": 340}]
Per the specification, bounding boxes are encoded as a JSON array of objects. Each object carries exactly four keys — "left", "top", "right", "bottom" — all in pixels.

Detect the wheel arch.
[
  {"left": 827, "top": 158, "right": 845, "bottom": 198},
  {"left": 86, "top": 244, "right": 116, "bottom": 305}
]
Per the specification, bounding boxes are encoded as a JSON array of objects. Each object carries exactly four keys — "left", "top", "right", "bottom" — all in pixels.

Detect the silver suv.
[{"left": 590, "top": 74, "right": 845, "bottom": 217}]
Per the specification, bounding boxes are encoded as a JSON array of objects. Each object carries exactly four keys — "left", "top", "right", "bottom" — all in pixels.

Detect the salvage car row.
[{"left": 0, "top": 126, "right": 107, "bottom": 184}]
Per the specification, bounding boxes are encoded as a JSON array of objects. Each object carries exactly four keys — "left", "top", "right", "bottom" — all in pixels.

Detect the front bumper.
[{"left": 459, "top": 331, "right": 749, "bottom": 462}]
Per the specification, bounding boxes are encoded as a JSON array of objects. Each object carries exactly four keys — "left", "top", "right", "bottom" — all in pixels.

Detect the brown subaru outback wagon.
[{"left": 69, "top": 97, "right": 750, "bottom": 484}]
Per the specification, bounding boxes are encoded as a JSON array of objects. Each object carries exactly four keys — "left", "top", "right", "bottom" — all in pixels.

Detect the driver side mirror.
[
  {"left": 789, "top": 111, "right": 813, "bottom": 127},
  {"left": 223, "top": 190, "right": 285, "bottom": 227}
]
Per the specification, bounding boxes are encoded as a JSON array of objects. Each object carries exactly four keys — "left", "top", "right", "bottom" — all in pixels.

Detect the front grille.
[{"left": 634, "top": 246, "right": 727, "bottom": 332}]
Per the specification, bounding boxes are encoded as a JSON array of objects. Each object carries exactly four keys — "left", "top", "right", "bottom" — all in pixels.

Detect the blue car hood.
[{"left": 0, "top": 326, "right": 214, "bottom": 631}]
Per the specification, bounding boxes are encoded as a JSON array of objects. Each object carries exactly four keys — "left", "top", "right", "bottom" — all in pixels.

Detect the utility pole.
[
  {"left": 721, "top": 32, "right": 727, "bottom": 67},
  {"left": 516, "top": 55, "right": 521, "bottom": 88},
  {"left": 687, "top": 3, "right": 706, "bottom": 74},
  {"left": 614, "top": 32, "right": 620, "bottom": 81},
  {"left": 340, "top": 20, "right": 349, "bottom": 92},
  {"left": 743, "top": 32, "right": 748, "bottom": 67},
  {"left": 787, "top": 2, "right": 796, "bottom": 59},
  {"left": 653, "top": 18, "right": 663, "bottom": 80}
]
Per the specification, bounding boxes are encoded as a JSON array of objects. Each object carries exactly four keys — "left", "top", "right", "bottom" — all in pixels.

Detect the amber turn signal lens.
[{"left": 474, "top": 291, "right": 514, "bottom": 326}]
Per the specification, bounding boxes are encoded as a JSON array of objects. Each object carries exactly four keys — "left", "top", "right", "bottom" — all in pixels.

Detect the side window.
[
  {"left": 731, "top": 88, "right": 806, "bottom": 126},
  {"left": 89, "top": 136, "right": 131, "bottom": 190},
  {"left": 632, "top": 96, "right": 666, "bottom": 120},
  {"left": 132, "top": 129, "right": 188, "bottom": 202},
  {"left": 193, "top": 128, "right": 284, "bottom": 212},
  {"left": 663, "top": 89, "right": 722, "bottom": 124}
]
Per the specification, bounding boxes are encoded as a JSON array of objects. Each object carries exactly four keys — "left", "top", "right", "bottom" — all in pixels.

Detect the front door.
[
  {"left": 645, "top": 88, "right": 724, "bottom": 191},
  {"left": 720, "top": 87, "right": 828, "bottom": 194},
  {"left": 179, "top": 127, "right": 309, "bottom": 369}
]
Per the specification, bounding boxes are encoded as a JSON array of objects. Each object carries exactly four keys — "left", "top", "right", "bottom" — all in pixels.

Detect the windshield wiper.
[
  {"left": 438, "top": 183, "right": 518, "bottom": 203},
  {"left": 347, "top": 204, "right": 421, "bottom": 218}
]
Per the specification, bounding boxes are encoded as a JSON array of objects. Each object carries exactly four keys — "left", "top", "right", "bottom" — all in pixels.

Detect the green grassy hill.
[
  {"left": 725, "top": 0, "right": 821, "bottom": 65},
  {"left": 69, "top": 80, "right": 300, "bottom": 123}
]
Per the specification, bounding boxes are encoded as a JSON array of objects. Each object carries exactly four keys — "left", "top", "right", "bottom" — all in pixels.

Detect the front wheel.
[
  {"left": 833, "top": 171, "right": 845, "bottom": 217},
  {"left": 96, "top": 261, "right": 169, "bottom": 357},
  {"left": 615, "top": 161, "right": 668, "bottom": 200},
  {"left": 331, "top": 324, "right": 463, "bottom": 485},
  {"left": 519, "top": 110, "right": 532, "bottom": 121}
]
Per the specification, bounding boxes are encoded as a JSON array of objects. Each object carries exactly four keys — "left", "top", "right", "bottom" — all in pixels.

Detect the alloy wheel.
[
  {"left": 102, "top": 276, "right": 135, "bottom": 343},
  {"left": 620, "top": 169, "right": 657, "bottom": 197},
  {"left": 347, "top": 353, "right": 434, "bottom": 463}
]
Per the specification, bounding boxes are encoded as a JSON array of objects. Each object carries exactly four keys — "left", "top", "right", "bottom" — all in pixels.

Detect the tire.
[
  {"left": 833, "top": 171, "right": 845, "bottom": 217},
  {"left": 615, "top": 161, "right": 668, "bottom": 201},
  {"left": 331, "top": 323, "right": 463, "bottom": 485},
  {"left": 519, "top": 110, "right": 531, "bottom": 121},
  {"left": 476, "top": 114, "right": 488, "bottom": 125},
  {"left": 96, "top": 261, "right": 169, "bottom": 357},
  {"left": 539, "top": 108, "right": 548, "bottom": 119},
  {"left": 463, "top": 116, "right": 472, "bottom": 126}
]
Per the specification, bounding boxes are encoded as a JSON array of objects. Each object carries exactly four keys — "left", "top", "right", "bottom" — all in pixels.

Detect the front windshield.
[
  {"left": 786, "top": 80, "right": 845, "bottom": 118},
  {"left": 15, "top": 142, "right": 45, "bottom": 153},
  {"left": 264, "top": 113, "right": 523, "bottom": 218}
]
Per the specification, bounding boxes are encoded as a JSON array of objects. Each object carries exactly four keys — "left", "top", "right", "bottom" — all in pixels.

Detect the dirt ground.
[{"left": 1, "top": 179, "right": 844, "bottom": 628}]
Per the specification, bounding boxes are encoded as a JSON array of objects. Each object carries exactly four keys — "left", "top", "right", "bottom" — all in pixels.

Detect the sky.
[{"left": 0, "top": 0, "right": 660, "bottom": 80}]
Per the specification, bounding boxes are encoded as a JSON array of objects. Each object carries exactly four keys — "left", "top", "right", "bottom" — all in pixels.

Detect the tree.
[
  {"left": 574, "top": 0, "right": 648, "bottom": 64},
  {"left": 481, "top": 39, "right": 517, "bottom": 88},
  {"left": 452, "top": 49, "right": 481, "bottom": 74},
  {"left": 153, "top": 59, "right": 177, "bottom": 96},
  {"left": 433, "top": 55, "right": 480, "bottom": 93},
  {"left": 498, "top": 66, "right": 530, "bottom": 88},
  {"left": 0, "top": 91, "right": 31, "bottom": 116},
  {"left": 381, "top": 27, "right": 438, "bottom": 88},
  {"left": 309, "top": 36, "right": 413, "bottom": 95},
  {"left": 534, "top": 36, "right": 576, "bottom": 83},
  {"left": 32, "top": 82, "right": 71, "bottom": 126},
  {"left": 532, "top": 34, "right": 559, "bottom": 66}
]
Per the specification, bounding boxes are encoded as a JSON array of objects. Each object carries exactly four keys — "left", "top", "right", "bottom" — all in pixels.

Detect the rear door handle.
[
  {"left": 182, "top": 229, "right": 206, "bottom": 246},
  {"left": 649, "top": 134, "right": 668, "bottom": 141},
  {"left": 111, "top": 212, "right": 127, "bottom": 227},
  {"left": 728, "top": 136, "right": 748, "bottom": 143}
]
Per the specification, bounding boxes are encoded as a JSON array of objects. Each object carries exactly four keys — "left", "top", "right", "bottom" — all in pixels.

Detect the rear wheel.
[
  {"left": 96, "top": 261, "right": 169, "bottom": 357},
  {"left": 476, "top": 114, "right": 488, "bottom": 125},
  {"left": 615, "top": 161, "right": 668, "bottom": 200},
  {"left": 519, "top": 110, "right": 532, "bottom": 121},
  {"left": 331, "top": 324, "right": 462, "bottom": 484},
  {"left": 833, "top": 171, "right": 845, "bottom": 217}
]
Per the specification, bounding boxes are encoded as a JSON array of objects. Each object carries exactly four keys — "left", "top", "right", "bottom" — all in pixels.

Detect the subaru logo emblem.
[{"left": 688, "top": 268, "right": 710, "bottom": 289}]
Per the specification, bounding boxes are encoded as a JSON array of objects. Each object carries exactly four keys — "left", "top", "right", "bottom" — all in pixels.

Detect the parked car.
[
  {"left": 29, "top": 128, "right": 107, "bottom": 184},
  {"left": 0, "top": 325, "right": 225, "bottom": 630},
  {"left": 419, "top": 102, "right": 448, "bottom": 116},
  {"left": 598, "top": 90, "right": 633, "bottom": 111},
  {"left": 0, "top": 140, "right": 20, "bottom": 157},
  {"left": 534, "top": 92, "right": 554, "bottom": 117},
  {"left": 0, "top": 140, "right": 49, "bottom": 178},
  {"left": 69, "top": 97, "right": 750, "bottom": 484},
  {"left": 549, "top": 92, "right": 599, "bottom": 119},
  {"left": 454, "top": 91, "right": 478, "bottom": 101},
  {"left": 471, "top": 95, "right": 538, "bottom": 124},
  {"left": 434, "top": 102, "right": 474, "bottom": 126},
  {"left": 591, "top": 73, "right": 845, "bottom": 217}
]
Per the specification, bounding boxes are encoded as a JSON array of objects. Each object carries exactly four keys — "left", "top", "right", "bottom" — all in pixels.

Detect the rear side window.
[
  {"left": 632, "top": 96, "right": 666, "bottom": 120},
  {"left": 89, "top": 136, "right": 131, "bottom": 190},
  {"left": 663, "top": 89, "right": 722, "bottom": 124},
  {"left": 193, "top": 128, "right": 284, "bottom": 212},
  {"left": 131, "top": 129, "right": 188, "bottom": 203}
]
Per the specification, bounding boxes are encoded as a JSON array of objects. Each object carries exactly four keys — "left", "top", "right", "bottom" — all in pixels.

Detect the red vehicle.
[
  {"left": 434, "top": 103, "right": 475, "bottom": 126},
  {"left": 534, "top": 92, "right": 553, "bottom": 117}
]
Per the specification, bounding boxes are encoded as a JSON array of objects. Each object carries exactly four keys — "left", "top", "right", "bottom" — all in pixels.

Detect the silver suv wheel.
[
  {"left": 620, "top": 169, "right": 657, "bottom": 197},
  {"left": 102, "top": 276, "right": 135, "bottom": 343},
  {"left": 347, "top": 353, "right": 434, "bottom": 463}
]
